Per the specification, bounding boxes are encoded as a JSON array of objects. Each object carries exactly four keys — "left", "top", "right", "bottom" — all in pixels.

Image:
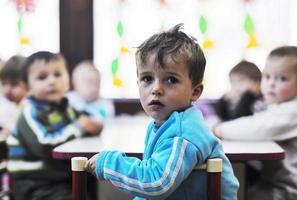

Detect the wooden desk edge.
[
  {"left": 52, "top": 150, "right": 285, "bottom": 162},
  {"left": 227, "top": 151, "right": 285, "bottom": 161},
  {"left": 52, "top": 151, "right": 142, "bottom": 160}
]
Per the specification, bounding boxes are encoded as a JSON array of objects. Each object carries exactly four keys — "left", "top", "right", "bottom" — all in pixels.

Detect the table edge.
[{"left": 52, "top": 150, "right": 285, "bottom": 161}]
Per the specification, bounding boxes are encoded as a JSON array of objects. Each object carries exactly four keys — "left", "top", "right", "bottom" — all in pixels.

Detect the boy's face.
[
  {"left": 229, "top": 73, "right": 260, "bottom": 103},
  {"left": 261, "top": 56, "right": 297, "bottom": 104},
  {"left": 27, "top": 59, "right": 70, "bottom": 103},
  {"left": 0, "top": 80, "right": 26, "bottom": 104},
  {"left": 230, "top": 73, "right": 258, "bottom": 94},
  {"left": 137, "top": 54, "right": 203, "bottom": 126},
  {"left": 74, "top": 70, "right": 100, "bottom": 102}
]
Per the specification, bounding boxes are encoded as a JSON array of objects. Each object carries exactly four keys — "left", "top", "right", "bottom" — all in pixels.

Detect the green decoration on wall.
[
  {"left": 199, "top": 15, "right": 207, "bottom": 34},
  {"left": 244, "top": 14, "right": 254, "bottom": 34},
  {"left": 17, "top": 14, "right": 23, "bottom": 33},
  {"left": 117, "top": 21, "right": 124, "bottom": 38},
  {"left": 111, "top": 58, "right": 119, "bottom": 76}
]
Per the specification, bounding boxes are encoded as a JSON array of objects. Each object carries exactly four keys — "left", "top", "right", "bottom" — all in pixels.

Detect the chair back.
[
  {"left": 194, "top": 158, "right": 222, "bottom": 200},
  {"left": 71, "top": 157, "right": 223, "bottom": 200}
]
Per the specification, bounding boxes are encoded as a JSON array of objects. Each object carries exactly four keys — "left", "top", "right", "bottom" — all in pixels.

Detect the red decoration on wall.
[{"left": 14, "top": 0, "right": 35, "bottom": 13}]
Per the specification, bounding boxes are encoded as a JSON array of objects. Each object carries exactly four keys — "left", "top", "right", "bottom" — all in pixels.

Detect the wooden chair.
[
  {"left": 194, "top": 158, "right": 223, "bottom": 200},
  {"left": 71, "top": 157, "right": 222, "bottom": 200},
  {"left": 0, "top": 143, "right": 11, "bottom": 200}
]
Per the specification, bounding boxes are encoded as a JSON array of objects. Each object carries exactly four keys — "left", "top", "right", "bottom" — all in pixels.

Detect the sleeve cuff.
[{"left": 95, "top": 151, "right": 109, "bottom": 180}]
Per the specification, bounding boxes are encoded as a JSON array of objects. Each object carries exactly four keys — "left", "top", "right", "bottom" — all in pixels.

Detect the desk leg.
[
  {"left": 232, "top": 163, "right": 246, "bottom": 200},
  {"left": 71, "top": 157, "right": 88, "bottom": 200}
]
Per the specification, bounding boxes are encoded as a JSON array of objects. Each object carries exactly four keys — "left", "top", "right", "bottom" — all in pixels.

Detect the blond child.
[
  {"left": 214, "top": 46, "right": 297, "bottom": 200},
  {"left": 7, "top": 51, "right": 102, "bottom": 200},
  {"left": 84, "top": 24, "right": 239, "bottom": 200},
  {"left": 66, "top": 60, "right": 114, "bottom": 120}
]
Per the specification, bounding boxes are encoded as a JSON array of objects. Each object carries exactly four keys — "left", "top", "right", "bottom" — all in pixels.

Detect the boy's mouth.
[{"left": 148, "top": 100, "right": 164, "bottom": 109}]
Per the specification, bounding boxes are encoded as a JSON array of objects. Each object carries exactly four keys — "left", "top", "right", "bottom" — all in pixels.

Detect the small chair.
[
  {"left": 194, "top": 158, "right": 222, "bottom": 200},
  {"left": 71, "top": 157, "right": 222, "bottom": 200}
]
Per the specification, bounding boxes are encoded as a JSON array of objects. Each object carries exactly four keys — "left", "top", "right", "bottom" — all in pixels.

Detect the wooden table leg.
[{"left": 71, "top": 157, "right": 88, "bottom": 200}]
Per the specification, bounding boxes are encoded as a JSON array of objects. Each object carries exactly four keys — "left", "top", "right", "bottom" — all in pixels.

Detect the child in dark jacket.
[{"left": 215, "top": 60, "right": 262, "bottom": 121}]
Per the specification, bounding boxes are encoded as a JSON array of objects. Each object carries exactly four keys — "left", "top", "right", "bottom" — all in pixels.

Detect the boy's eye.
[
  {"left": 54, "top": 71, "right": 62, "bottom": 77},
  {"left": 166, "top": 77, "right": 179, "bottom": 84},
  {"left": 37, "top": 74, "right": 47, "bottom": 80},
  {"left": 141, "top": 76, "right": 153, "bottom": 83},
  {"left": 10, "top": 81, "right": 19, "bottom": 86},
  {"left": 277, "top": 75, "right": 287, "bottom": 82},
  {"left": 264, "top": 74, "right": 270, "bottom": 80}
]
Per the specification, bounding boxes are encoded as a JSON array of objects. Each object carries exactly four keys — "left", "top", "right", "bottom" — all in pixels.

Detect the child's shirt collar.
[{"left": 27, "top": 96, "right": 69, "bottom": 111}]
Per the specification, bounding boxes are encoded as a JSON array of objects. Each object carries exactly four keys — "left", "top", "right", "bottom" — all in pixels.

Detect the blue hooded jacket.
[{"left": 96, "top": 106, "right": 239, "bottom": 199}]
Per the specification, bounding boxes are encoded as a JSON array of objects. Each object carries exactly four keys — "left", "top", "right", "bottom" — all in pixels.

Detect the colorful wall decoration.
[
  {"left": 0, "top": 0, "right": 59, "bottom": 60},
  {"left": 94, "top": 0, "right": 297, "bottom": 99}
]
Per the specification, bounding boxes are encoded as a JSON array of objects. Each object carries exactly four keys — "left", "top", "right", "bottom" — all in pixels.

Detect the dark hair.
[
  {"left": 0, "top": 55, "right": 27, "bottom": 82},
  {"left": 136, "top": 24, "right": 206, "bottom": 86},
  {"left": 229, "top": 60, "right": 261, "bottom": 82},
  {"left": 269, "top": 46, "right": 297, "bottom": 58},
  {"left": 22, "top": 51, "right": 66, "bottom": 83}
]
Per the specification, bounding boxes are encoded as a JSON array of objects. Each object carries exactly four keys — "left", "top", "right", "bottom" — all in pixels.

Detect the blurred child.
[
  {"left": 215, "top": 60, "right": 262, "bottom": 121},
  {"left": 214, "top": 46, "right": 297, "bottom": 200},
  {"left": 7, "top": 51, "right": 102, "bottom": 200},
  {"left": 0, "top": 55, "right": 27, "bottom": 136},
  {"left": 84, "top": 24, "right": 239, "bottom": 200},
  {"left": 66, "top": 60, "right": 114, "bottom": 120}
]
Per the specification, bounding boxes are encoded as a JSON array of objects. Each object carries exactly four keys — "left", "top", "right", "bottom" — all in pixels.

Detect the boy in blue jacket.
[{"left": 85, "top": 24, "right": 239, "bottom": 199}]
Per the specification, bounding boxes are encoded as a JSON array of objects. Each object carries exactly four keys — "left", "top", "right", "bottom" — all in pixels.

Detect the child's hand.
[
  {"left": 76, "top": 115, "right": 103, "bottom": 135},
  {"left": 213, "top": 124, "right": 224, "bottom": 140},
  {"left": 84, "top": 153, "right": 99, "bottom": 177},
  {"left": 0, "top": 127, "right": 10, "bottom": 140},
  {"left": 224, "top": 90, "right": 241, "bottom": 105}
]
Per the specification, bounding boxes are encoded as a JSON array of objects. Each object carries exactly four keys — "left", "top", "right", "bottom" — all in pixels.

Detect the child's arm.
[
  {"left": 16, "top": 108, "right": 90, "bottom": 160},
  {"left": 85, "top": 137, "right": 200, "bottom": 199},
  {"left": 214, "top": 104, "right": 297, "bottom": 141},
  {"left": 76, "top": 115, "right": 103, "bottom": 135}
]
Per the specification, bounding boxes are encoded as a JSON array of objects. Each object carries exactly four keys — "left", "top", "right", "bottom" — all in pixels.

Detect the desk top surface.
[{"left": 52, "top": 116, "right": 285, "bottom": 161}]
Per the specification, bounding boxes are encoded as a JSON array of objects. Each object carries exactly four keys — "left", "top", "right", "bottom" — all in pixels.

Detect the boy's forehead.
[
  {"left": 230, "top": 73, "right": 250, "bottom": 80},
  {"left": 30, "top": 58, "right": 66, "bottom": 70},
  {"left": 265, "top": 56, "right": 297, "bottom": 71},
  {"left": 137, "top": 53, "right": 185, "bottom": 69}
]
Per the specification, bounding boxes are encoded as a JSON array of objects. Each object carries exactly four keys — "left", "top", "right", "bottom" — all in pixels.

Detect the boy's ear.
[
  {"left": 24, "top": 82, "right": 30, "bottom": 91},
  {"left": 191, "top": 83, "right": 203, "bottom": 102}
]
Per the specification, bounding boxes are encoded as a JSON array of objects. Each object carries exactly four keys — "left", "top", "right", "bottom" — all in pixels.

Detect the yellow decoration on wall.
[
  {"left": 203, "top": 39, "right": 214, "bottom": 49},
  {"left": 113, "top": 77, "right": 123, "bottom": 87},
  {"left": 247, "top": 35, "right": 257, "bottom": 48},
  {"left": 120, "top": 46, "right": 129, "bottom": 55},
  {"left": 20, "top": 36, "right": 30, "bottom": 45}
]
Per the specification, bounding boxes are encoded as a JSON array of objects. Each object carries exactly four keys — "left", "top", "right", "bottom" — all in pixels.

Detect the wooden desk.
[
  {"left": 53, "top": 116, "right": 285, "bottom": 161},
  {"left": 52, "top": 116, "right": 285, "bottom": 200}
]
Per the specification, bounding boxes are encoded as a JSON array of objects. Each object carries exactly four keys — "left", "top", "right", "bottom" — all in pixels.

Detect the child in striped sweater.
[{"left": 8, "top": 51, "right": 102, "bottom": 200}]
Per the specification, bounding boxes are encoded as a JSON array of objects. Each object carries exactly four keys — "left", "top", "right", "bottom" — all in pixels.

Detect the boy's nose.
[
  {"left": 151, "top": 81, "right": 164, "bottom": 96},
  {"left": 267, "top": 78, "right": 276, "bottom": 87},
  {"left": 48, "top": 75, "right": 57, "bottom": 84}
]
